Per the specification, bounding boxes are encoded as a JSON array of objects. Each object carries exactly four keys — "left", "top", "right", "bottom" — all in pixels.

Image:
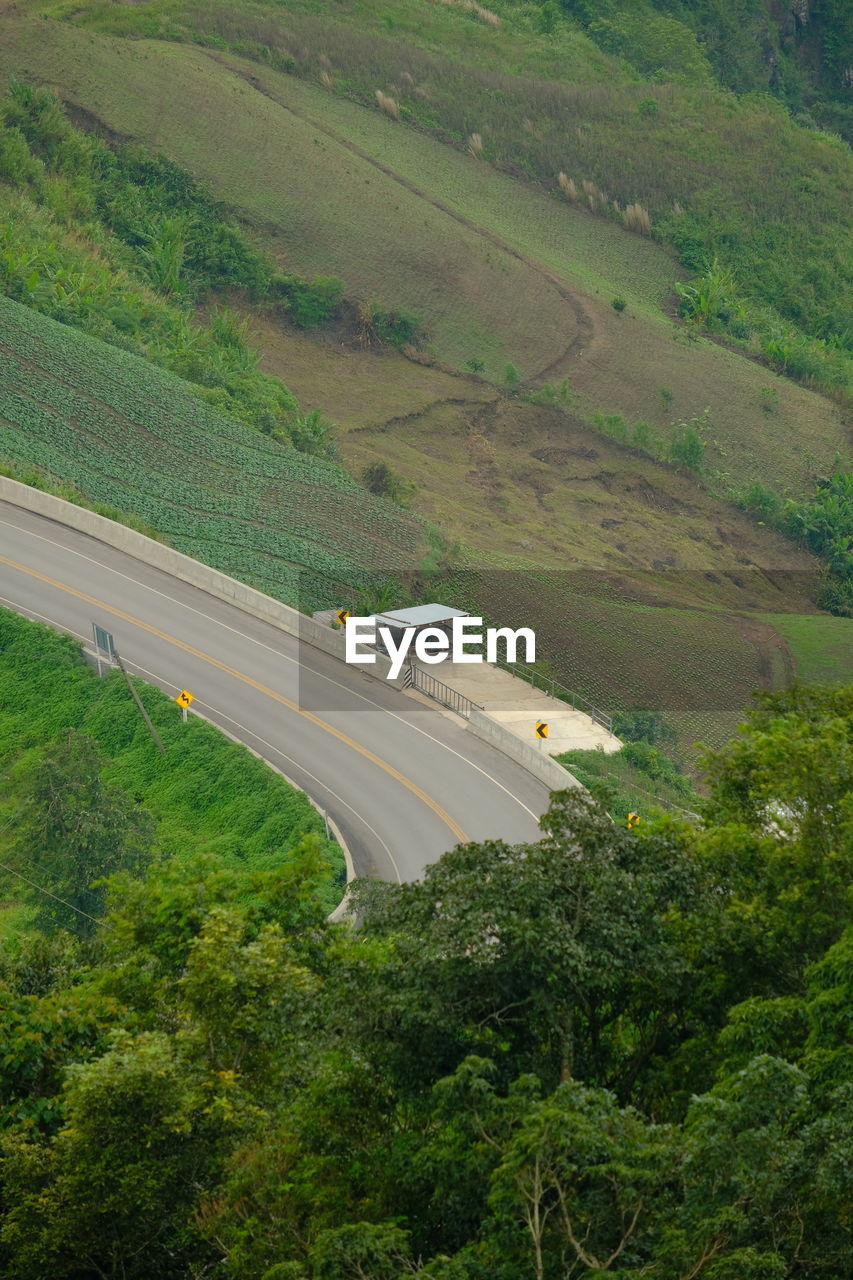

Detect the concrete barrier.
[
  {"left": 466, "top": 706, "right": 583, "bottom": 793},
  {"left": 0, "top": 477, "right": 403, "bottom": 687},
  {"left": 2, "top": 478, "right": 582, "bottom": 799}
]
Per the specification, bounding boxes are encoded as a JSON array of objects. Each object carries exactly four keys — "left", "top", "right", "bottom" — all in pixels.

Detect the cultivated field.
[{"left": 0, "top": 298, "right": 430, "bottom": 610}]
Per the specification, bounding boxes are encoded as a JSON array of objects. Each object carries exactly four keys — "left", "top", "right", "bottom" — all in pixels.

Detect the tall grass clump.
[
  {"left": 375, "top": 90, "right": 400, "bottom": 120},
  {"left": 622, "top": 202, "right": 652, "bottom": 235},
  {"left": 438, "top": 0, "right": 500, "bottom": 26},
  {"left": 558, "top": 172, "right": 578, "bottom": 201},
  {"left": 467, "top": 131, "right": 483, "bottom": 158}
]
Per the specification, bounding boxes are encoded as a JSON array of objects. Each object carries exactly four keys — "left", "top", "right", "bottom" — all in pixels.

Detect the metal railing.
[
  {"left": 495, "top": 658, "right": 613, "bottom": 733},
  {"left": 409, "top": 665, "right": 482, "bottom": 719}
]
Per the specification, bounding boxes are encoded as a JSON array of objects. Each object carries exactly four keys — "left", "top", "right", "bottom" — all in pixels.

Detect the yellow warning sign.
[
  {"left": 176, "top": 689, "right": 194, "bottom": 709},
  {"left": 535, "top": 721, "right": 549, "bottom": 739},
  {"left": 627, "top": 812, "right": 641, "bottom": 829},
  {"left": 336, "top": 609, "right": 350, "bottom": 626}
]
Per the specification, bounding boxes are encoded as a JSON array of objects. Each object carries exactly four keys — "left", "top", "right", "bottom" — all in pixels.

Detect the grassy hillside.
[
  {"left": 0, "top": 608, "right": 345, "bottom": 935},
  {"left": 0, "top": 296, "right": 431, "bottom": 609},
  {"left": 0, "top": 14, "right": 849, "bottom": 754},
  {"left": 0, "top": 21, "right": 846, "bottom": 502},
  {"left": 18, "top": 0, "right": 851, "bottom": 384}
]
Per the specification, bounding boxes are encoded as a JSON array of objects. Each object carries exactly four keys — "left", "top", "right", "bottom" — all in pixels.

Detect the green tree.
[
  {"left": 7, "top": 729, "right": 154, "bottom": 936},
  {"left": 348, "top": 790, "right": 708, "bottom": 1101},
  {"left": 489, "top": 1081, "right": 675, "bottom": 1280},
  {"left": 309, "top": 1222, "right": 412, "bottom": 1280},
  {"left": 699, "top": 684, "right": 853, "bottom": 977},
  {"left": 658, "top": 1052, "right": 852, "bottom": 1280},
  {"left": 0, "top": 1032, "right": 227, "bottom": 1279}
]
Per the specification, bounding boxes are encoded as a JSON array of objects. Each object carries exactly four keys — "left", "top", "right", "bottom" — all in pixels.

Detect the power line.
[
  {"left": 0, "top": 858, "right": 101, "bottom": 924},
  {"left": 0, "top": 800, "right": 105, "bottom": 927}
]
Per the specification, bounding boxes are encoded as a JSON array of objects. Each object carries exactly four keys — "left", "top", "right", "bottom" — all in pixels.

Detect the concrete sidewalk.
[{"left": 412, "top": 659, "right": 621, "bottom": 757}]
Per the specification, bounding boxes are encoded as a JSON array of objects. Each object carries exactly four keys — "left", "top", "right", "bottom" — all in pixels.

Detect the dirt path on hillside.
[{"left": 198, "top": 50, "right": 594, "bottom": 382}]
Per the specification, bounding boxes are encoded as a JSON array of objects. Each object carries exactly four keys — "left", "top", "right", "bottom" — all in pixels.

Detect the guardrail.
[
  {"left": 495, "top": 658, "right": 613, "bottom": 733},
  {"left": 409, "top": 665, "right": 483, "bottom": 719}
]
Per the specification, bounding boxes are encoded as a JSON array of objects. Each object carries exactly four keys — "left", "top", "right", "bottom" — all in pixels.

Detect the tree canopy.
[{"left": 0, "top": 685, "right": 850, "bottom": 1278}]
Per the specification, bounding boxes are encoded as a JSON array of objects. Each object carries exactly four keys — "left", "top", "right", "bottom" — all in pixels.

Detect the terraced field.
[{"left": 0, "top": 298, "right": 429, "bottom": 610}]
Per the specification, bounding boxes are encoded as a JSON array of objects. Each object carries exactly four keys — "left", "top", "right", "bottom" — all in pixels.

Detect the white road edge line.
[
  {"left": 0, "top": 510, "right": 543, "bottom": 819},
  {"left": 0, "top": 595, "right": 404, "bottom": 883}
]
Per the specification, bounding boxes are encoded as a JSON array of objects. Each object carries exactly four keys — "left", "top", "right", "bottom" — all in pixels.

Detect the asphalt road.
[{"left": 0, "top": 501, "right": 551, "bottom": 882}]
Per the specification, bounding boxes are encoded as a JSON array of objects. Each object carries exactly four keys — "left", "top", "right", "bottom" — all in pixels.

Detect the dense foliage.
[
  {"left": 0, "top": 609, "right": 345, "bottom": 916},
  {"left": 555, "top": 0, "right": 853, "bottom": 139},
  {"left": 0, "top": 684, "right": 849, "bottom": 1277}
]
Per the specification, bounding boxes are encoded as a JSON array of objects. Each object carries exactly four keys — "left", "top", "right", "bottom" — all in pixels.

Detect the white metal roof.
[{"left": 371, "top": 603, "right": 469, "bottom": 629}]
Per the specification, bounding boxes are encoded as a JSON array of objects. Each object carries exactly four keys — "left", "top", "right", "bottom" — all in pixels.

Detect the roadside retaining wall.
[
  {"left": 467, "top": 706, "right": 583, "bottom": 793},
  {"left": 0, "top": 477, "right": 403, "bottom": 686},
  {"left": 2, "top": 478, "right": 583, "bottom": 797}
]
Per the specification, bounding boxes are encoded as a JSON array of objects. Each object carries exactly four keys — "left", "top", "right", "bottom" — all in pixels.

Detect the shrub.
[
  {"left": 0, "top": 125, "right": 43, "bottom": 184},
  {"left": 275, "top": 274, "right": 343, "bottom": 329},
  {"left": 289, "top": 409, "right": 339, "bottom": 460},
  {"left": 611, "top": 296, "right": 626, "bottom": 312},
  {"left": 740, "top": 481, "right": 782, "bottom": 519},
  {"left": 779, "top": 469, "right": 853, "bottom": 578},
  {"left": 631, "top": 419, "right": 653, "bottom": 449},
  {"left": 504, "top": 362, "right": 521, "bottom": 391},
  {"left": 816, "top": 573, "right": 853, "bottom": 617},
  {"left": 669, "top": 417, "right": 706, "bottom": 471},
  {"left": 464, "top": 356, "right": 485, "bottom": 373},
  {"left": 676, "top": 258, "right": 738, "bottom": 327},
  {"left": 612, "top": 708, "right": 677, "bottom": 746},
  {"left": 362, "top": 460, "right": 414, "bottom": 506},
  {"left": 372, "top": 307, "right": 421, "bottom": 348}
]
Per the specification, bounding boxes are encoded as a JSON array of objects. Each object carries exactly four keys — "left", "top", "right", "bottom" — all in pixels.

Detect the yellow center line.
[{"left": 1, "top": 555, "right": 469, "bottom": 844}]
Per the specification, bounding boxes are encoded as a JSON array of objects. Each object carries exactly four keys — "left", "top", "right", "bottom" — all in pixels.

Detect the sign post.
[
  {"left": 175, "top": 689, "right": 194, "bottom": 724},
  {"left": 92, "top": 623, "right": 115, "bottom": 678}
]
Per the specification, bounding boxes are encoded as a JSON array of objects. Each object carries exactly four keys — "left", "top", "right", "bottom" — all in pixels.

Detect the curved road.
[{"left": 0, "top": 501, "right": 550, "bottom": 882}]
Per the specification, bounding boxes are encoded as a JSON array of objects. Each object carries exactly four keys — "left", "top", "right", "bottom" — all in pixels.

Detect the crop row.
[{"left": 0, "top": 298, "right": 426, "bottom": 606}]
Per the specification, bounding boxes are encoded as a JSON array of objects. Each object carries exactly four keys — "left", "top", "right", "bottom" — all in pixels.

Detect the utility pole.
[{"left": 113, "top": 649, "right": 166, "bottom": 755}]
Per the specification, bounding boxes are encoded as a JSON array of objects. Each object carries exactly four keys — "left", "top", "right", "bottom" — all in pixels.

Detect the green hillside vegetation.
[
  {"left": 0, "top": 17, "right": 849, "bottom": 751},
  {"left": 0, "top": 78, "right": 345, "bottom": 456},
  {"left": 552, "top": 0, "right": 853, "bottom": 140},
  {"left": 18, "top": 0, "right": 851, "bottom": 394},
  {"left": 0, "top": 608, "right": 345, "bottom": 932},
  {"left": 0, "top": 296, "right": 431, "bottom": 608},
  {"left": 557, "top": 738, "right": 700, "bottom": 820},
  {"left": 0, "top": 22, "right": 847, "bottom": 494},
  {"left": 0, "top": 687, "right": 849, "bottom": 1276}
]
